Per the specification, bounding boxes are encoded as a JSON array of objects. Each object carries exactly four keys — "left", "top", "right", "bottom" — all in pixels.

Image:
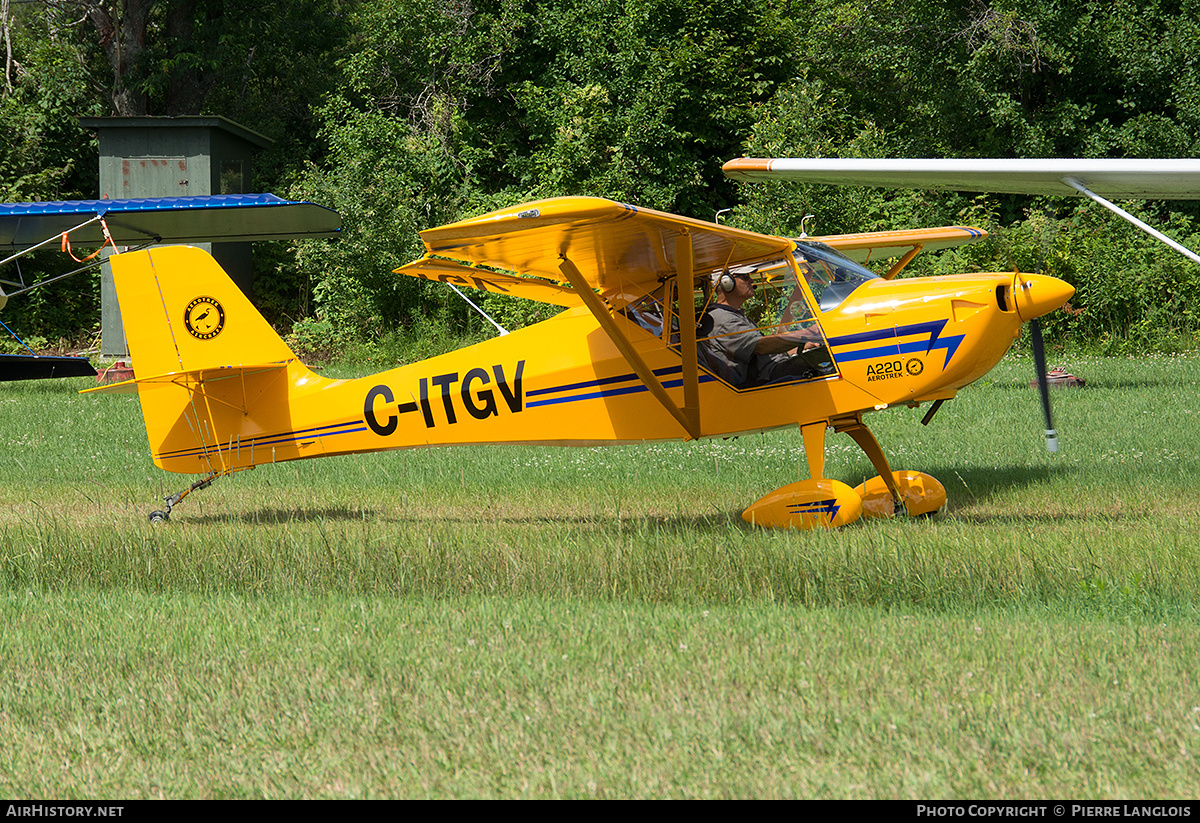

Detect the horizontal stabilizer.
[{"left": 80, "top": 362, "right": 291, "bottom": 396}]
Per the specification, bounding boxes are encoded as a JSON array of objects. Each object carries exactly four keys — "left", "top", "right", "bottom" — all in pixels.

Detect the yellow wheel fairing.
[
  {"left": 742, "top": 479, "right": 863, "bottom": 530},
  {"left": 854, "top": 471, "right": 947, "bottom": 518}
]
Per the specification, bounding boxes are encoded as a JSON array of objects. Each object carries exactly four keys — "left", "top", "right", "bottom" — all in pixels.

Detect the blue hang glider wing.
[
  {"left": 0, "top": 193, "right": 340, "bottom": 382},
  {"left": 0, "top": 193, "right": 341, "bottom": 251}
]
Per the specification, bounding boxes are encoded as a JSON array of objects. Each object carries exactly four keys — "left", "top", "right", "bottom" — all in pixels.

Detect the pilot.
[{"left": 700, "top": 268, "right": 831, "bottom": 386}]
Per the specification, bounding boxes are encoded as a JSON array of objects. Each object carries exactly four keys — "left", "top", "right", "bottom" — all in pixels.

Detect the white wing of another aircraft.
[
  {"left": 722, "top": 157, "right": 1200, "bottom": 264},
  {"left": 721, "top": 158, "right": 1200, "bottom": 199}
]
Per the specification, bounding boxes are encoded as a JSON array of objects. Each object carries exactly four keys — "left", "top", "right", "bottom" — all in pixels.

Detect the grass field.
[{"left": 0, "top": 352, "right": 1197, "bottom": 798}]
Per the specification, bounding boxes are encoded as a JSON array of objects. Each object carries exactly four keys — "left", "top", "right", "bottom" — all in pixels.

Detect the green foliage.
[
  {"left": 288, "top": 101, "right": 463, "bottom": 339},
  {"left": 501, "top": 0, "right": 794, "bottom": 215},
  {"left": 0, "top": 4, "right": 105, "bottom": 341},
  {"left": 286, "top": 309, "right": 491, "bottom": 365},
  {"left": 0, "top": 255, "right": 101, "bottom": 347},
  {"left": 287, "top": 0, "right": 800, "bottom": 342},
  {"left": 1021, "top": 204, "right": 1200, "bottom": 350},
  {"left": 790, "top": 0, "right": 1200, "bottom": 159},
  {"left": 0, "top": 4, "right": 103, "bottom": 201},
  {"left": 4, "top": 0, "right": 1200, "bottom": 352}
]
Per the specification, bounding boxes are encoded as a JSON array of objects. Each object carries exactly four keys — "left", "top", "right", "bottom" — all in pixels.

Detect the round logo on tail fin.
[{"left": 184, "top": 297, "right": 225, "bottom": 340}]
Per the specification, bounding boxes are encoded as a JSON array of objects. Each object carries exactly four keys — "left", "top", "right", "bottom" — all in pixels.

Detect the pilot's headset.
[
  {"left": 714, "top": 266, "right": 754, "bottom": 294},
  {"left": 714, "top": 269, "right": 736, "bottom": 293},
  {"left": 715, "top": 266, "right": 753, "bottom": 295}
]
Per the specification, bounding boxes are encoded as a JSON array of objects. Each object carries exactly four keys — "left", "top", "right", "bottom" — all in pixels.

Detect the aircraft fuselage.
[{"left": 144, "top": 268, "right": 1072, "bottom": 475}]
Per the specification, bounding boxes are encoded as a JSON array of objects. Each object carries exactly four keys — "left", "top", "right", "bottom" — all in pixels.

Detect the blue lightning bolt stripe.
[
  {"left": 787, "top": 499, "right": 841, "bottom": 519},
  {"left": 826, "top": 319, "right": 965, "bottom": 370}
]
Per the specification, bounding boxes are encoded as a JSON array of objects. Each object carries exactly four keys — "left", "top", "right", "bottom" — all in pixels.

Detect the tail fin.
[
  {"left": 102, "top": 246, "right": 309, "bottom": 475},
  {"left": 110, "top": 245, "right": 296, "bottom": 373}
]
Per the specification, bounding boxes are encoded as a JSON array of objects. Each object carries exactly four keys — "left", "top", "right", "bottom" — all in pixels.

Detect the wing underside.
[
  {"left": 811, "top": 225, "right": 988, "bottom": 263},
  {"left": 723, "top": 157, "right": 1200, "bottom": 265},
  {"left": 722, "top": 158, "right": 1200, "bottom": 200},
  {"left": 394, "top": 256, "right": 583, "bottom": 307},
  {"left": 0, "top": 194, "right": 341, "bottom": 252},
  {"left": 414, "top": 196, "right": 796, "bottom": 304}
]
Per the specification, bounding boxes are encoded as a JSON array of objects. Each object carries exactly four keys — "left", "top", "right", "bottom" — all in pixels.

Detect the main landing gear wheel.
[
  {"left": 742, "top": 478, "right": 864, "bottom": 530},
  {"left": 742, "top": 472, "right": 945, "bottom": 530},
  {"left": 854, "top": 470, "right": 946, "bottom": 519}
]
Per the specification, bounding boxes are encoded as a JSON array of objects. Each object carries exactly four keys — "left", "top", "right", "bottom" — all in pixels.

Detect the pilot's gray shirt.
[
  {"left": 701, "top": 304, "right": 762, "bottom": 386},
  {"left": 702, "top": 303, "right": 823, "bottom": 386}
]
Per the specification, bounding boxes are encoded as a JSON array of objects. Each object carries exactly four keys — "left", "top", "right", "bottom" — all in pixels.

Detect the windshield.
[{"left": 793, "top": 242, "right": 880, "bottom": 312}]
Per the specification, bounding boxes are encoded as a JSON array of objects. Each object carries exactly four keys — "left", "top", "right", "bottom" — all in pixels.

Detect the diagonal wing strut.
[{"left": 558, "top": 239, "right": 701, "bottom": 440}]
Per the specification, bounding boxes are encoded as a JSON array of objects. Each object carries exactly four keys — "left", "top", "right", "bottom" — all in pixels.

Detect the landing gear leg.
[
  {"left": 832, "top": 415, "right": 904, "bottom": 515},
  {"left": 741, "top": 415, "right": 945, "bottom": 529},
  {"left": 830, "top": 414, "right": 946, "bottom": 519},
  {"left": 149, "top": 473, "right": 222, "bottom": 523}
]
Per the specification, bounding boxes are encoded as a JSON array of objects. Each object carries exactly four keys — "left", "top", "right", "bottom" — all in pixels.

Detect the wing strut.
[
  {"left": 1061, "top": 177, "right": 1200, "bottom": 266},
  {"left": 675, "top": 231, "right": 701, "bottom": 436},
  {"left": 558, "top": 254, "right": 700, "bottom": 440},
  {"left": 883, "top": 244, "right": 924, "bottom": 280}
]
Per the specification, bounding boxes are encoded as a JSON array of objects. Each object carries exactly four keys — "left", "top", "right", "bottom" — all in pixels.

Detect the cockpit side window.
[
  {"left": 694, "top": 255, "right": 836, "bottom": 387},
  {"left": 624, "top": 255, "right": 840, "bottom": 389},
  {"left": 696, "top": 256, "right": 822, "bottom": 339}
]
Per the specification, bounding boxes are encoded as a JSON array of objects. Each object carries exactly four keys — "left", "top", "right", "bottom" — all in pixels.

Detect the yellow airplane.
[{"left": 79, "top": 180, "right": 1086, "bottom": 527}]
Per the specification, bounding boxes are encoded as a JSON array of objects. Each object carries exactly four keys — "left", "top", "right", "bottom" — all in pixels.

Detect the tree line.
[{"left": 2, "top": 0, "right": 1199, "bottom": 354}]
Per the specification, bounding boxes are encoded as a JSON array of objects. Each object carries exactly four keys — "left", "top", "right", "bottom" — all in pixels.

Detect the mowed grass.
[{"left": 0, "top": 353, "right": 1197, "bottom": 798}]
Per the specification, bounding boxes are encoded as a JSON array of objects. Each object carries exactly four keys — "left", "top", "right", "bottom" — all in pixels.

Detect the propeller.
[
  {"left": 1014, "top": 206, "right": 1065, "bottom": 454},
  {"left": 1012, "top": 244, "right": 1065, "bottom": 454},
  {"left": 1028, "top": 315, "right": 1059, "bottom": 452}
]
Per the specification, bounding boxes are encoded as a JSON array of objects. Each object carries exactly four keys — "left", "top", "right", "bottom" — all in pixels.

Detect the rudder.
[{"left": 110, "top": 245, "right": 296, "bottom": 374}]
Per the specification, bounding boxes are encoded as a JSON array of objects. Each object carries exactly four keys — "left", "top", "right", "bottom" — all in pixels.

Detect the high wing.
[
  {"left": 394, "top": 256, "right": 583, "bottom": 308},
  {"left": 412, "top": 196, "right": 797, "bottom": 440},
  {"left": 721, "top": 158, "right": 1200, "bottom": 199},
  {"left": 811, "top": 225, "right": 987, "bottom": 264},
  {"left": 416, "top": 196, "right": 795, "bottom": 306}
]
